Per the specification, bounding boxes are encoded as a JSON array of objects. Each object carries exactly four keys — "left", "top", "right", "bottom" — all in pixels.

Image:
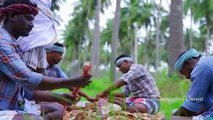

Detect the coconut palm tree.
[
  {"left": 110, "top": 0, "right": 121, "bottom": 81},
  {"left": 184, "top": 0, "right": 213, "bottom": 54},
  {"left": 91, "top": 0, "right": 101, "bottom": 77},
  {"left": 63, "top": 0, "right": 111, "bottom": 77},
  {"left": 155, "top": 0, "right": 162, "bottom": 70},
  {"left": 168, "top": 0, "right": 185, "bottom": 76}
]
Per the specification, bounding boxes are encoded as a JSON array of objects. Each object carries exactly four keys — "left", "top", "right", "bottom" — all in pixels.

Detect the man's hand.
[
  {"left": 106, "top": 97, "right": 125, "bottom": 106},
  {"left": 75, "top": 94, "right": 81, "bottom": 103},
  {"left": 173, "top": 107, "right": 197, "bottom": 116},
  {"left": 38, "top": 75, "right": 92, "bottom": 90},
  {"left": 77, "top": 90, "right": 97, "bottom": 102},
  {"left": 96, "top": 80, "right": 126, "bottom": 99},
  {"left": 96, "top": 91, "right": 108, "bottom": 99},
  {"left": 86, "top": 96, "right": 97, "bottom": 102},
  {"left": 59, "top": 93, "right": 80, "bottom": 105},
  {"left": 69, "top": 75, "right": 92, "bottom": 88}
]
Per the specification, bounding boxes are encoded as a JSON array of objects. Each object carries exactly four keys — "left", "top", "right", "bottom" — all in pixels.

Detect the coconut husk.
[{"left": 64, "top": 101, "right": 165, "bottom": 120}]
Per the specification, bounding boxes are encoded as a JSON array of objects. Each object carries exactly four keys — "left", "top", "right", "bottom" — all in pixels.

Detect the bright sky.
[
  {"left": 54, "top": 0, "right": 75, "bottom": 40},
  {"left": 55, "top": 0, "right": 115, "bottom": 40},
  {"left": 55, "top": 0, "right": 198, "bottom": 41}
]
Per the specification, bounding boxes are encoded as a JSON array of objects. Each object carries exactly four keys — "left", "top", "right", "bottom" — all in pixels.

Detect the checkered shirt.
[
  {"left": 121, "top": 64, "right": 160, "bottom": 98},
  {"left": 0, "top": 27, "right": 43, "bottom": 110}
]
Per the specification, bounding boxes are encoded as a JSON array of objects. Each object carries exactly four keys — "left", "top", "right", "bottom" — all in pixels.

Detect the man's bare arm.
[{"left": 36, "top": 75, "right": 92, "bottom": 90}]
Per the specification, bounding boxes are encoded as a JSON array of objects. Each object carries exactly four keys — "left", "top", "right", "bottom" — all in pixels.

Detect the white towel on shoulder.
[{"left": 17, "top": 0, "right": 58, "bottom": 52}]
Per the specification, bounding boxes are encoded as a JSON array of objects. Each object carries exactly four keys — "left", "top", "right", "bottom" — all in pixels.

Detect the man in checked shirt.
[
  {"left": 97, "top": 54, "right": 160, "bottom": 114},
  {"left": 0, "top": 0, "right": 91, "bottom": 119}
]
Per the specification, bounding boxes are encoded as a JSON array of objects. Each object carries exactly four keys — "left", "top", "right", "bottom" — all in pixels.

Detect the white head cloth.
[
  {"left": 45, "top": 44, "right": 64, "bottom": 53},
  {"left": 115, "top": 57, "right": 133, "bottom": 66}
]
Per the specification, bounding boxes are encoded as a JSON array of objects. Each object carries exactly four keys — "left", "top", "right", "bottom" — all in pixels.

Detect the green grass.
[
  {"left": 52, "top": 70, "right": 191, "bottom": 119},
  {"left": 160, "top": 100, "right": 184, "bottom": 119},
  {"left": 153, "top": 69, "right": 191, "bottom": 119}
]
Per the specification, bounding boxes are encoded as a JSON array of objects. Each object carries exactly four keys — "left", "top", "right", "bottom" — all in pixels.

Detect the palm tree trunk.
[
  {"left": 168, "top": 0, "right": 184, "bottom": 76},
  {"left": 155, "top": 0, "right": 162, "bottom": 70},
  {"left": 131, "top": 24, "right": 138, "bottom": 64},
  {"left": 189, "top": 10, "right": 193, "bottom": 48},
  {"left": 205, "top": 25, "right": 210, "bottom": 55},
  {"left": 144, "top": 27, "right": 149, "bottom": 68},
  {"left": 133, "top": 24, "right": 138, "bottom": 64},
  {"left": 110, "top": 0, "right": 121, "bottom": 81},
  {"left": 70, "top": 44, "right": 80, "bottom": 76},
  {"left": 91, "top": 0, "right": 101, "bottom": 77}
]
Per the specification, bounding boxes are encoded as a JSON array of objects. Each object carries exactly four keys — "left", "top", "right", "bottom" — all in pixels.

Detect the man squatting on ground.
[
  {"left": 97, "top": 54, "right": 160, "bottom": 114},
  {"left": 45, "top": 43, "right": 97, "bottom": 102},
  {"left": 0, "top": 0, "right": 91, "bottom": 119}
]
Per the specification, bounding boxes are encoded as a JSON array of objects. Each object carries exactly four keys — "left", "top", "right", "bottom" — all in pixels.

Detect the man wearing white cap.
[
  {"left": 96, "top": 54, "right": 160, "bottom": 114},
  {"left": 173, "top": 48, "right": 213, "bottom": 118}
]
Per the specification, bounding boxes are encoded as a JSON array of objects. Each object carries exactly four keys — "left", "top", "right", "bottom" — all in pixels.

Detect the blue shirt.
[
  {"left": 0, "top": 28, "right": 43, "bottom": 110},
  {"left": 45, "top": 64, "right": 68, "bottom": 78},
  {"left": 182, "top": 56, "right": 213, "bottom": 112}
]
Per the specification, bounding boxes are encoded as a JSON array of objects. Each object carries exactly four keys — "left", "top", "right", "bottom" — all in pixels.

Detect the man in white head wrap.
[
  {"left": 44, "top": 42, "right": 97, "bottom": 102},
  {"left": 96, "top": 54, "right": 160, "bottom": 114},
  {"left": 44, "top": 42, "right": 67, "bottom": 78},
  {"left": 17, "top": 0, "right": 58, "bottom": 73}
]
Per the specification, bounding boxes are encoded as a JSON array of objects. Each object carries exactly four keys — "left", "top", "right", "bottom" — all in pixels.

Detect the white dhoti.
[
  {"left": 24, "top": 99, "right": 41, "bottom": 116},
  {"left": 0, "top": 110, "right": 18, "bottom": 120}
]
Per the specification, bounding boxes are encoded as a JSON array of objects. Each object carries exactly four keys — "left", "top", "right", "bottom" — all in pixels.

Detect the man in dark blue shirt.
[{"left": 173, "top": 48, "right": 213, "bottom": 117}]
